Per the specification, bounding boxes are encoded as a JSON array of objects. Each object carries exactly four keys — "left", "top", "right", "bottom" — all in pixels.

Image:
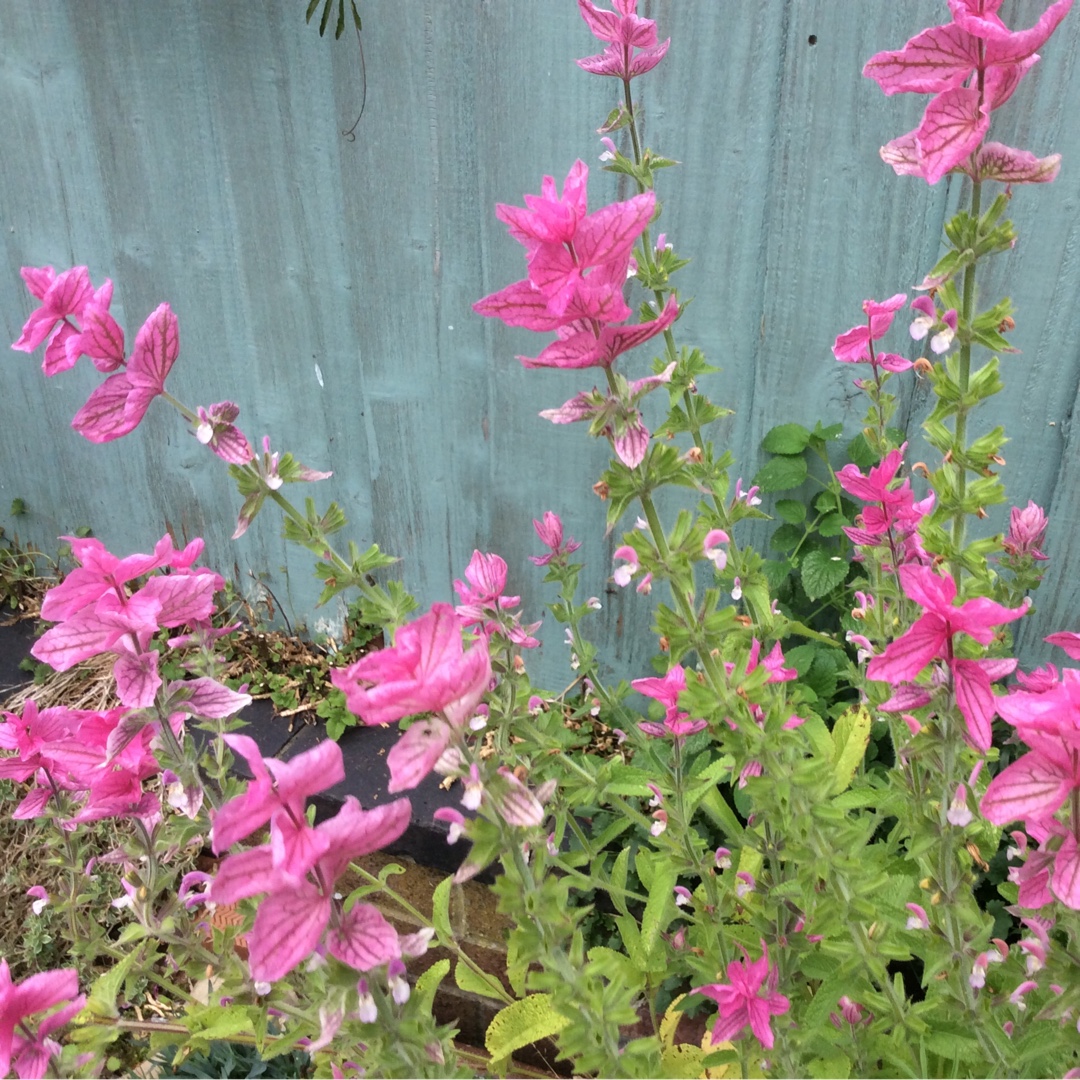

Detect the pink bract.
[
  {"left": 575, "top": 0, "right": 670, "bottom": 80},
  {"left": 866, "top": 565, "right": 1027, "bottom": 750},
  {"left": 331, "top": 604, "right": 491, "bottom": 792},
  {"left": 210, "top": 796, "right": 411, "bottom": 983},
  {"left": 864, "top": 0, "right": 1072, "bottom": 184},
  {"left": 71, "top": 302, "right": 179, "bottom": 443},
  {"left": 692, "top": 941, "right": 790, "bottom": 1050}
]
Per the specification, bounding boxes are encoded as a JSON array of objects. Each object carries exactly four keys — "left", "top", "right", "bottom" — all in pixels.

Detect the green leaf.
[
  {"left": 769, "top": 523, "right": 802, "bottom": 553},
  {"left": 761, "top": 423, "right": 811, "bottom": 455},
  {"left": 831, "top": 706, "right": 872, "bottom": 794},
  {"left": 114, "top": 924, "right": 149, "bottom": 946},
  {"left": 639, "top": 859, "right": 677, "bottom": 971},
  {"left": 753, "top": 454, "right": 808, "bottom": 493},
  {"left": 775, "top": 499, "right": 807, "bottom": 524},
  {"left": 486, "top": 995, "right": 569, "bottom": 1062},
  {"left": 86, "top": 950, "right": 139, "bottom": 1019},
  {"left": 846, "top": 433, "right": 876, "bottom": 471},
  {"left": 817, "top": 511, "right": 848, "bottom": 538},
  {"left": 414, "top": 958, "right": 450, "bottom": 1013},
  {"left": 608, "top": 846, "right": 631, "bottom": 916},
  {"left": 603, "top": 763, "right": 652, "bottom": 797},
  {"left": 455, "top": 961, "right": 507, "bottom": 1000},
  {"left": 801, "top": 549, "right": 849, "bottom": 600},
  {"left": 810, "top": 1055, "right": 851, "bottom": 1079},
  {"left": 431, "top": 875, "right": 453, "bottom": 940}
]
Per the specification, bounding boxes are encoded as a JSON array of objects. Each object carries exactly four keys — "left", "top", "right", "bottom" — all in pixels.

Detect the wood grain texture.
[{"left": 2, "top": 1, "right": 1079, "bottom": 688}]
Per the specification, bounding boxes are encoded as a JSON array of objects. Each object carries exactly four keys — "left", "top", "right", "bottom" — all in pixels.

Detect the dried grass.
[{"left": 1, "top": 652, "right": 119, "bottom": 714}]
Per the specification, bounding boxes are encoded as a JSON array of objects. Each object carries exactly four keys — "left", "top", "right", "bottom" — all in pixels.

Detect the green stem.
[{"left": 951, "top": 179, "right": 982, "bottom": 576}]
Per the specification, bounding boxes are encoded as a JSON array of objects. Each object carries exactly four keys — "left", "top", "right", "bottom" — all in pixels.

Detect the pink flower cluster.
[
  {"left": 12, "top": 264, "right": 255, "bottom": 462},
  {"left": 529, "top": 511, "right": 580, "bottom": 568},
  {"left": 0, "top": 698, "right": 166, "bottom": 827},
  {"left": 331, "top": 604, "right": 491, "bottom": 793},
  {"left": 473, "top": 159, "right": 677, "bottom": 371},
  {"left": 867, "top": 565, "right": 1028, "bottom": 751},
  {"left": 837, "top": 445, "right": 934, "bottom": 566},
  {"left": 0, "top": 536, "right": 250, "bottom": 825},
  {"left": 833, "top": 294, "right": 913, "bottom": 375},
  {"left": 454, "top": 550, "right": 540, "bottom": 648},
  {"left": 575, "top": 0, "right": 670, "bottom": 82},
  {"left": 209, "top": 736, "right": 420, "bottom": 984},
  {"left": 0, "top": 960, "right": 86, "bottom": 1080},
  {"left": 31, "top": 535, "right": 236, "bottom": 713},
  {"left": 980, "top": 645, "right": 1080, "bottom": 909},
  {"left": 864, "top": 0, "right": 1071, "bottom": 184},
  {"left": 631, "top": 665, "right": 707, "bottom": 740},
  {"left": 693, "top": 940, "right": 790, "bottom": 1050}
]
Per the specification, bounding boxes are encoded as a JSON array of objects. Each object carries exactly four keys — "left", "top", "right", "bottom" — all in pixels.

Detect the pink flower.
[
  {"left": 693, "top": 941, "right": 790, "bottom": 1050},
  {"left": 529, "top": 511, "right": 581, "bottom": 566},
  {"left": 474, "top": 162, "right": 679, "bottom": 371},
  {"left": 703, "top": 529, "right": 730, "bottom": 570},
  {"left": 838, "top": 446, "right": 933, "bottom": 563},
  {"left": 632, "top": 665, "right": 707, "bottom": 740},
  {"left": 1047, "top": 631, "right": 1080, "bottom": 660},
  {"left": 453, "top": 553, "right": 540, "bottom": 648},
  {"left": 612, "top": 545, "right": 639, "bottom": 587},
  {"left": 864, "top": 1, "right": 1072, "bottom": 184},
  {"left": 833, "top": 294, "right": 913, "bottom": 372},
  {"left": 517, "top": 296, "right": 678, "bottom": 371},
  {"left": 575, "top": 0, "right": 670, "bottom": 81},
  {"left": 210, "top": 796, "right": 411, "bottom": 983},
  {"left": 0, "top": 959, "right": 85, "bottom": 1080},
  {"left": 11, "top": 265, "right": 94, "bottom": 369},
  {"left": 1004, "top": 501, "right": 1049, "bottom": 561},
  {"left": 980, "top": 669, "right": 1080, "bottom": 907},
  {"left": 30, "top": 534, "right": 227, "bottom": 722},
  {"left": 195, "top": 401, "right": 254, "bottom": 464},
  {"left": 539, "top": 362, "right": 675, "bottom": 468},
  {"left": 211, "top": 735, "right": 346, "bottom": 876},
  {"left": 480, "top": 160, "right": 652, "bottom": 319},
  {"left": 906, "top": 903, "right": 930, "bottom": 930},
  {"left": 733, "top": 478, "right": 762, "bottom": 508},
  {"left": 866, "top": 565, "right": 1028, "bottom": 750},
  {"left": 331, "top": 604, "right": 491, "bottom": 792}
]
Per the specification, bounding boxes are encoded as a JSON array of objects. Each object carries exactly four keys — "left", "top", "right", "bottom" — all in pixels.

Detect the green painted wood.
[{"left": 2, "top": 2, "right": 1079, "bottom": 687}]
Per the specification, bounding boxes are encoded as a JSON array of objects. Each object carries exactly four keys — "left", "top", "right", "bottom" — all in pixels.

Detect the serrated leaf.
[
  {"left": 801, "top": 549, "right": 849, "bottom": 600},
  {"left": 769, "top": 522, "right": 802, "bottom": 553},
  {"left": 762, "top": 423, "right": 811, "bottom": 455},
  {"left": 455, "top": 960, "right": 507, "bottom": 1000},
  {"left": 608, "top": 846, "right": 631, "bottom": 916},
  {"left": 817, "top": 511, "right": 848, "bottom": 538},
  {"left": 86, "top": 950, "right": 139, "bottom": 1019},
  {"left": 486, "top": 995, "right": 569, "bottom": 1062},
  {"left": 115, "top": 924, "right": 148, "bottom": 946},
  {"left": 846, "top": 433, "right": 876, "bottom": 471},
  {"left": 603, "top": 763, "right": 652, "bottom": 796},
  {"left": 753, "top": 454, "right": 808, "bottom": 493},
  {"left": 775, "top": 499, "right": 807, "bottom": 524},
  {"left": 414, "top": 958, "right": 450, "bottom": 1013}
]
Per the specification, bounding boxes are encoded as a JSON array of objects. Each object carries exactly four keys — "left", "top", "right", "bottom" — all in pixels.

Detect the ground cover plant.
[{"left": 3, "top": 1, "right": 1080, "bottom": 1077}]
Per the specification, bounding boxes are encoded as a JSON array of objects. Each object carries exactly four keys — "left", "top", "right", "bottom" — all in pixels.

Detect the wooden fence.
[{"left": 3, "top": 1, "right": 1080, "bottom": 687}]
